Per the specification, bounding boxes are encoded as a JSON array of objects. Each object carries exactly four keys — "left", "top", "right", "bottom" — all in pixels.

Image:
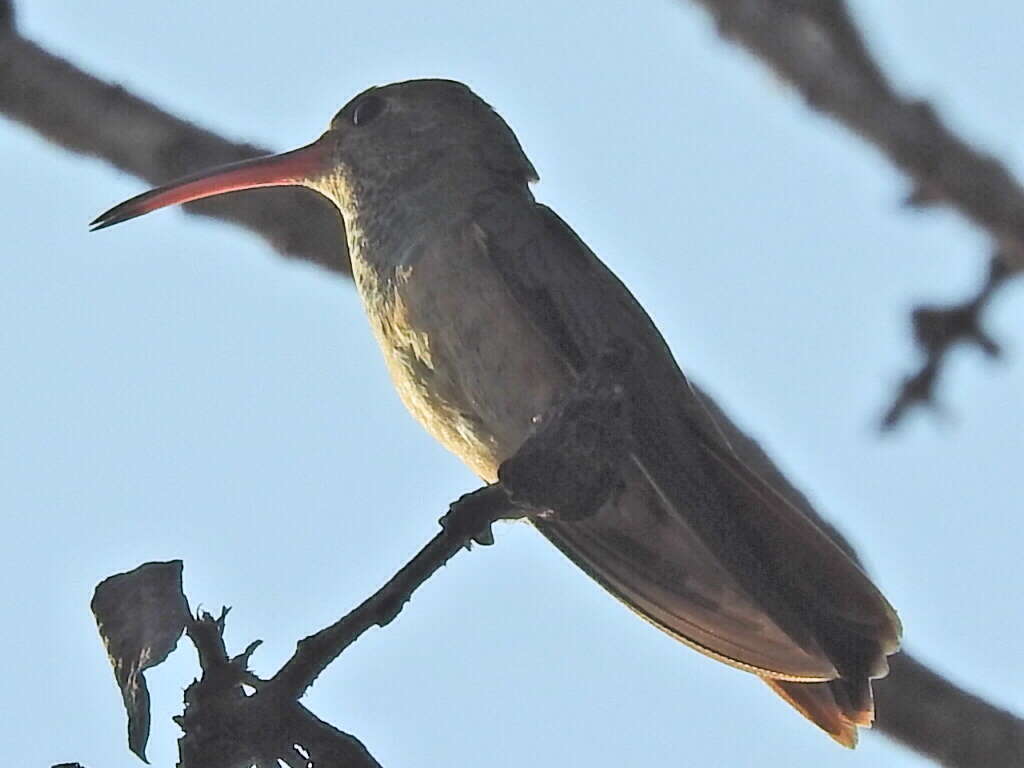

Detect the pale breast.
[{"left": 352, "top": 221, "right": 571, "bottom": 481}]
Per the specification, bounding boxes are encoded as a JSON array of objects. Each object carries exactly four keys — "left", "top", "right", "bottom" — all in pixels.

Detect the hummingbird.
[{"left": 92, "top": 79, "right": 900, "bottom": 747}]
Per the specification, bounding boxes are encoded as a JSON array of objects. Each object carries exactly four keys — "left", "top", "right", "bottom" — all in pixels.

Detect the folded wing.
[{"left": 470, "top": 190, "right": 900, "bottom": 740}]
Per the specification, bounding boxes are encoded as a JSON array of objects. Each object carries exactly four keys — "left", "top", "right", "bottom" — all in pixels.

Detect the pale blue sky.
[{"left": 3, "top": 2, "right": 1022, "bottom": 767}]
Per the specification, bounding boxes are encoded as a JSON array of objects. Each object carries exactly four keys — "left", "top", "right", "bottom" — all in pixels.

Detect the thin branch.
[
  {"left": 683, "top": 0, "right": 1021, "bottom": 426},
  {"left": 270, "top": 484, "right": 516, "bottom": 699},
  {"left": 175, "top": 362, "right": 629, "bottom": 764},
  {"left": 883, "top": 256, "right": 1013, "bottom": 428},
  {"left": 174, "top": 485, "right": 521, "bottom": 768},
  {"left": 273, "top": 350, "right": 629, "bottom": 699}
]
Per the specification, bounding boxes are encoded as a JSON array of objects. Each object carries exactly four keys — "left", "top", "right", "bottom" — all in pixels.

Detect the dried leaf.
[{"left": 91, "top": 560, "right": 190, "bottom": 762}]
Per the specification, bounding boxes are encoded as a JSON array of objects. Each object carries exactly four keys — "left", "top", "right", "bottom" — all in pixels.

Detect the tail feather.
[{"left": 763, "top": 678, "right": 871, "bottom": 748}]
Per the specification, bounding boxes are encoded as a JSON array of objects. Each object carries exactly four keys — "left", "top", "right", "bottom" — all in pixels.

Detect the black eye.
[{"left": 352, "top": 95, "right": 385, "bottom": 127}]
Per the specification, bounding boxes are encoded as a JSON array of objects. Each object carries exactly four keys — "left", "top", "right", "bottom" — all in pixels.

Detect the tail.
[{"left": 765, "top": 678, "right": 872, "bottom": 748}]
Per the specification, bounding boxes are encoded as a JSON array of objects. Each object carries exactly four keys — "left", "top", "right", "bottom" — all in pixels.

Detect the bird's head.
[{"left": 91, "top": 79, "right": 537, "bottom": 232}]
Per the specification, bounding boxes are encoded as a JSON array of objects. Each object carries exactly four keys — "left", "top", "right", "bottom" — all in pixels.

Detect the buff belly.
[{"left": 351, "top": 231, "right": 571, "bottom": 481}]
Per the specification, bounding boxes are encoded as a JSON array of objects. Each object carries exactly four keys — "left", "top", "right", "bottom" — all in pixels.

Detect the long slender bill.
[{"left": 90, "top": 136, "right": 332, "bottom": 231}]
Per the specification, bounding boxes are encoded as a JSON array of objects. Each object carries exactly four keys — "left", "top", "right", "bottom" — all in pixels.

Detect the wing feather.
[{"left": 469, "top": 189, "right": 900, "bottom": 730}]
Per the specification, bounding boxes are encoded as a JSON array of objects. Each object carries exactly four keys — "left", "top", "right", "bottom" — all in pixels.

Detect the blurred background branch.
[
  {"left": 682, "top": 0, "right": 1021, "bottom": 426},
  {"left": 0, "top": 1, "right": 347, "bottom": 274},
  {"left": 2, "top": 1, "right": 1020, "bottom": 424}
]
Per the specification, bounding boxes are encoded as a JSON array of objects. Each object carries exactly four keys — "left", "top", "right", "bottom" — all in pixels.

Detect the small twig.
[
  {"left": 270, "top": 484, "right": 517, "bottom": 699},
  {"left": 883, "top": 256, "right": 1013, "bottom": 428},
  {"left": 171, "top": 484, "right": 532, "bottom": 767}
]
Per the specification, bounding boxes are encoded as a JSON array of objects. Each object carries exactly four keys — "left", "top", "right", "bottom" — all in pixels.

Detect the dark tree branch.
[
  {"left": 0, "top": 0, "right": 13, "bottom": 33},
  {"left": 684, "top": 0, "right": 1024, "bottom": 272},
  {"left": 2, "top": 5, "right": 1020, "bottom": 424},
  {"left": 0, "top": 24, "right": 348, "bottom": 274},
  {"left": 93, "top": 354, "right": 623, "bottom": 766},
  {"left": 876, "top": 654, "right": 1024, "bottom": 767},
  {"left": 682, "top": 0, "right": 1021, "bottom": 426},
  {"left": 178, "top": 609, "right": 382, "bottom": 768},
  {"left": 272, "top": 362, "right": 630, "bottom": 700},
  {"left": 171, "top": 364, "right": 628, "bottom": 766}
]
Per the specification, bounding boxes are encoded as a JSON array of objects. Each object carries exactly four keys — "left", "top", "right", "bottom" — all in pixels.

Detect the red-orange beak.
[{"left": 90, "top": 135, "right": 333, "bottom": 231}]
